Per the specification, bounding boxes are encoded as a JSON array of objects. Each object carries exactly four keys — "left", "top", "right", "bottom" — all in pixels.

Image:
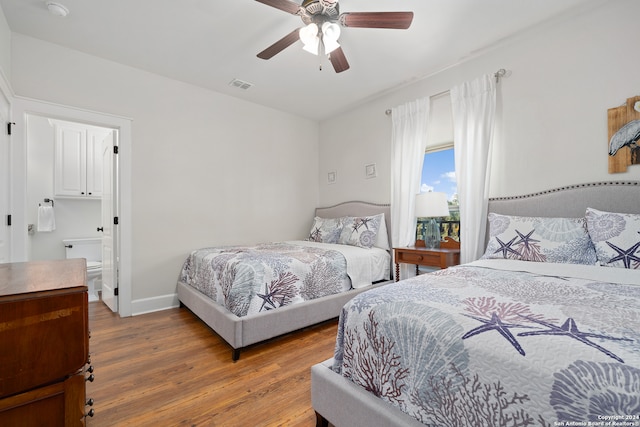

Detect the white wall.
[
  {"left": 319, "top": 0, "right": 640, "bottom": 207},
  {"left": 0, "top": 6, "right": 10, "bottom": 85},
  {"left": 10, "top": 35, "right": 319, "bottom": 312}
]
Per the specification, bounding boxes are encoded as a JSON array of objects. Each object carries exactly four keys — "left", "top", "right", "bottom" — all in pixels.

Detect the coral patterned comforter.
[
  {"left": 180, "top": 241, "right": 365, "bottom": 318},
  {"left": 332, "top": 259, "right": 640, "bottom": 426}
]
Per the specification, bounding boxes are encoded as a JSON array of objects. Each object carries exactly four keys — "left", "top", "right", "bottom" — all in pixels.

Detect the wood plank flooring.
[{"left": 86, "top": 301, "right": 339, "bottom": 427}]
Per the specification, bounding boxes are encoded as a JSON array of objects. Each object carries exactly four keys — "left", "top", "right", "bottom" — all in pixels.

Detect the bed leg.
[
  {"left": 232, "top": 348, "right": 240, "bottom": 362},
  {"left": 315, "top": 411, "right": 329, "bottom": 427}
]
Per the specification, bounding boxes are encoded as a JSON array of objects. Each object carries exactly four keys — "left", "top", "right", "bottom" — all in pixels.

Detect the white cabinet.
[
  {"left": 86, "top": 129, "right": 106, "bottom": 197},
  {"left": 54, "top": 122, "right": 110, "bottom": 198}
]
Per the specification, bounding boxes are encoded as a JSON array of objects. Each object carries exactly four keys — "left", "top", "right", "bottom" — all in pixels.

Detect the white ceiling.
[{"left": 1, "top": 0, "right": 595, "bottom": 120}]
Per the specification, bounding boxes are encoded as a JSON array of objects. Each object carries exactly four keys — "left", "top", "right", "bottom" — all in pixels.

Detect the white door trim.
[
  {"left": 100, "top": 130, "right": 118, "bottom": 313},
  {"left": 0, "top": 87, "right": 10, "bottom": 263},
  {"left": 10, "top": 96, "right": 133, "bottom": 317}
]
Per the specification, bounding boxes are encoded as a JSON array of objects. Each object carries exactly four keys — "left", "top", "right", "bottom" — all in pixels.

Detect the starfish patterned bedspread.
[
  {"left": 332, "top": 259, "right": 640, "bottom": 426},
  {"left": 179, "top": 241, "right": 385, "bottom": 318}
]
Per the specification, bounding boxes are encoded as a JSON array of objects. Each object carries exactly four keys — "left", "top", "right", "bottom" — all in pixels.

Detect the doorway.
[
  {"left": 26, "top": 116, "right": 106, "bottom": 260},
  {"left": 10, "top": 97, "right": 132, "bottom": 317},
  {"left": 26, "top": 115, "right": 118, "bottom": 310}
]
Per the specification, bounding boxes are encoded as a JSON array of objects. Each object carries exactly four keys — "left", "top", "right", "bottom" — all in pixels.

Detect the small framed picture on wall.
[
  {"left": 327, "top": 170, "right": 337, "bottom": 184},
  {"left": 365, "top": 163, "right": 377, "bottom": 179}
]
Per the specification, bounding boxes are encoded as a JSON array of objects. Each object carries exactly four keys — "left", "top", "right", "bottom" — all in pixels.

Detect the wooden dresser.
[{"left": 0, "top": 259, "right": 93, "bottom": 426}]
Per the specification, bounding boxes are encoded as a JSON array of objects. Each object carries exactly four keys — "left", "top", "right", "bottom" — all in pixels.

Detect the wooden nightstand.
[{"left": 393, "top": 237, "right": 460, "bottom": 281}]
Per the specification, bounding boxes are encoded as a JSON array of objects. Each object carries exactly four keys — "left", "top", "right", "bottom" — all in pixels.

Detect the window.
[
  {"left": 418, "top": 146, "right": 459, "bottom": 242},
  {"left": 417, "top": 92, "right": 459, "bottom": 242}
]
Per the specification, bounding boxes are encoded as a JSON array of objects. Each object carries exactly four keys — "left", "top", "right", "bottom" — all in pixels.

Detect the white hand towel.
[{"left": 37, "top": 205, "right": 56, "bottom": 232}]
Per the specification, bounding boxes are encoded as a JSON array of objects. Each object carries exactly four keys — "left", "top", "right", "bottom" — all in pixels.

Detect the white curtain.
[
  {"left": 451, "top": 74, "right": 496, "bottom": 264},
  {"left": 390, "top": 98, "right": 429, "bottom": 279}
]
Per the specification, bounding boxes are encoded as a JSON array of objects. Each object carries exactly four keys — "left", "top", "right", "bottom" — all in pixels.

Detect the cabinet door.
[
  {"left": 54, "top": 124, "right": 87, "bottom": 197},
  {"left": 86, "top": 130, "right": 110, "bottom": 198}
]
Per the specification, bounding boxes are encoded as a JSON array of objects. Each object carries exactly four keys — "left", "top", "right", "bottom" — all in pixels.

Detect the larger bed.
[
  {"left": 177, "top": 201, "right": 393, "bottom": 361},
  {"left": 312, "top": 181, "right": 640, "bottom": 427}
]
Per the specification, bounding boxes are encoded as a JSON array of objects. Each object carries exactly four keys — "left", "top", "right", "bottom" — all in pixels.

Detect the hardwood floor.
[{"left": 86, "top": 301, "right": 339, "bottom": 427}]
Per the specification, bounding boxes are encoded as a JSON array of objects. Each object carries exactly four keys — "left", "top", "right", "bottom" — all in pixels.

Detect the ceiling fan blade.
[
  {"left": 339, "top": 12, "right": 414, "bottom": 29},
  {"left": 255, "top": 0, "right": 302, "bottom": 15},
  {"left": 329, "top": 47, "right": 350, "bottom": 73},
  {"left": 257, "top": 28, "right": 301, "bottom": 60}
]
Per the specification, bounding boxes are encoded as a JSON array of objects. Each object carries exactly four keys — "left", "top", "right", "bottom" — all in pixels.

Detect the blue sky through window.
[{"left": 420, "top": 148, "right": 458, "bottom": 203}]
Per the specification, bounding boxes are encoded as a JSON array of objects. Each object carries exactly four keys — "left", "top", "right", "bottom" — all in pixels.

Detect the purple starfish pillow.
[
  {"left": 481, "top": 213, "right": 597, "bottom": 265},
  {"left": 585, "top": 208, "right": 640, "bottom": 269}
]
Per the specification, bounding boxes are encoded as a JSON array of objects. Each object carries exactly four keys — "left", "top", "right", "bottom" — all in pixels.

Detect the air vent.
[{"left": 228, "top": 78, "right": 253, "bottom": 90}]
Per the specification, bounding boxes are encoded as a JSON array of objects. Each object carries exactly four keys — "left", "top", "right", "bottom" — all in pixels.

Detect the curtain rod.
[{"left": 385, "top": 68, "right": 508, "bottom": 115}]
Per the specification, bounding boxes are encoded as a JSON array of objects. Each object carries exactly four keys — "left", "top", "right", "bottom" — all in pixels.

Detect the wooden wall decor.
[{"left": 608, "top": 95, "right": 640, "bottom": 173}]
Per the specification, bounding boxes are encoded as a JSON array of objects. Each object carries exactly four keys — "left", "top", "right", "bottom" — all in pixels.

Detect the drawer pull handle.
[
  {"left": 87, "top": 365, "right": 94, "bottom": 373},
  {"left": 86, "top": 374, "right": 95, "bottom": 382},
  {"left": 86, "top": 409, "right": 95, "bottom": 418},
  {"left": 417, "top": 255, "right": 423, "bottom": 261},
  {"left": 86, "top": 398, "right": 94, "bottom": 406}
]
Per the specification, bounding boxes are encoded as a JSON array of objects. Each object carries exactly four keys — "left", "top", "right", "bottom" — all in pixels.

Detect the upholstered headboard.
[
  {"left": 486, "top": 181, "right": 640, "bottom": 247},
  {"left": 488, "top": 181, "right": 640, "bottom": 218},
  {"left": 314, "top": 201, "right": 392, "bottom": 249}
]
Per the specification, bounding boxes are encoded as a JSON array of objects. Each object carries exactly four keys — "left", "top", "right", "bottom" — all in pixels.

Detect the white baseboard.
[{"left": 131, "top": 293, "right": 180, "bottom": 316}]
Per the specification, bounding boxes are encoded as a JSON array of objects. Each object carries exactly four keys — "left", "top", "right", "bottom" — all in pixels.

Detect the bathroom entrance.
[
  {"left": 22, "top": 110, "right": 119, "bottom": 312},
  {"left": 10, "top": 97, "right": 132, "bottom": 317}
]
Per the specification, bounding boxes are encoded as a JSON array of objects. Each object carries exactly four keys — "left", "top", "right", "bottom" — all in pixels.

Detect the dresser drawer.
[
  {"left": 393, "top": 244, "right": 461, "bottom": 281},
  {"left": 0, "top": 373, "right": 86, "bottom": 427},
  {"left": 396, "top": 251, "right": 439, "bottom": 264},
  {"left": 0, "top": 291, "right": 89, "bottom": 398}
]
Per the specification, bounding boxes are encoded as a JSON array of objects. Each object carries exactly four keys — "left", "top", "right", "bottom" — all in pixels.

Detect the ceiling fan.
[{"left": 255, "top": 0, "right": 414, "bottom": 73}]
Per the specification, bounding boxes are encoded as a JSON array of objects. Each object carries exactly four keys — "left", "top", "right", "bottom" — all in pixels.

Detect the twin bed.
[
  {"left": 312, "top": 181, "right": 640, "bottom": 427},
  {"left": 177, "top": 201, "right": 393, "bottom": 360}
]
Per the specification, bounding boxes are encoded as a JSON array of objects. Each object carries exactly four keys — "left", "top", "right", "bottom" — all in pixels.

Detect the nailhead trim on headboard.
[
  {"left": 318, "top": 201, "right": 391, "bottom": 209},
  {"left": 489, "top": 181, "right": 640, "bottom": 201}
]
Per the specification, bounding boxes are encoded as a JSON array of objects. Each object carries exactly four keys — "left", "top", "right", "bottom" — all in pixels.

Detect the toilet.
[{"left": 63, "top": 238, "right": 102, "bottom": 302}]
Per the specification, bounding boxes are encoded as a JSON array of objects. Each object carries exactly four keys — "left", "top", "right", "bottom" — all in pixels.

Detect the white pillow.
[{"left": 373, "top": 214, "right": 390, "bottom": 250}]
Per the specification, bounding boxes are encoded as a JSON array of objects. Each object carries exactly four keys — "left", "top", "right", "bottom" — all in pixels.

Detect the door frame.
[
  {"left": 10, "top": 96, "right": 133, "bottom": 317},
  {"left": 100, "top": 130, "right": 118, "bottom": 313},
  {"left": 0, "top": 85, "right": 10, "bottom": 263}
]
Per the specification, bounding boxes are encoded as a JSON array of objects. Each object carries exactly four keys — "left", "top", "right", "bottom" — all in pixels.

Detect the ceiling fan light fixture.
[
  {"left": 302, "top": 38, "right": 319, "bottom": 55},
  {"left": 321, "top": 22, "right": 340, "bottom": 54},
  {"left": 322, "top": 38, "right": 340, "bottom": 54},
  {"left": 322, "top": 22, "right": 340, "bottom": 40},
  {"left": 299, "top": 23, "right": 320, "bottom": 55}
]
